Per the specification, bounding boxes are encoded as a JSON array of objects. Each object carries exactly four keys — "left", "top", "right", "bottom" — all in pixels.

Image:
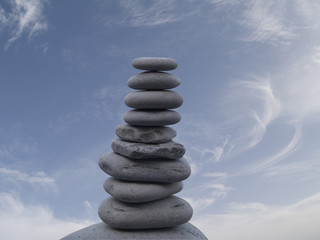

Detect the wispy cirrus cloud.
[
  {"left": 118, "top": 0, "right": 180, "bottom": 27},
  {"left": 238, "top": 0, "right": 295, "bottom": 44},
  {"left": 0, "top": 0, "right": 48, "bottom": 49},
  {"left": 183, "top": 171, "right": 230, "bottom": 215},
  {"left": 0, "top": 167, "right": 56, "bottom": 188},
  {"left": 191, "top": 137, "right": 229, "bottom": 163},
  {"left": 245, "top": 123, "right": 301, "bottom": 174},
  {"left": 192, "top": 192, "right": 320, "bottom": 240},
  {"left": 222, "top": 76, "right": 281, "bottom": 155},
  {"left": 0, "top": 123, "right": 38, "bottom": 161},
  {"left": 48, "top": 84, "right": 127, "bottom": 135},
  {"left": 98, "top": 0, "right": 205, "bottom": 28}
]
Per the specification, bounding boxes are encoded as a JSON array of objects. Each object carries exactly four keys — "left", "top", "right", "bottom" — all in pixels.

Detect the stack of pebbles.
[{"left": 98, "top": 57, "right": 193, "bottom": 229}]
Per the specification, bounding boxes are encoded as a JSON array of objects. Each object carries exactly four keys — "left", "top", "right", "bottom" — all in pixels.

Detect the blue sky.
[{"left": 1, "top": 0, "right": 320, "bottom": 239}]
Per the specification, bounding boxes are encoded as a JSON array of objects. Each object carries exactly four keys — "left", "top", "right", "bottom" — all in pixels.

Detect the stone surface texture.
[
  {"left": 132, "top": 57, "right": 178, "bottom": 71},
  {"left": 103, "top": 178, "right": 183, "bottom": 203},
  {"left": 99, "top": 153, "right": 191, "bottom": 182},
  {"left": 98, "top": 196, "right": 193, "bottom": 229},
  {"left": 111, "top": 139, "right": 185, "bottom": 159},
  {"left": 123, "top": 109, "right": 181, "bottom": 126},
  {"left": 115, "top": 124, "right": 177, "bottom": 143},
  {"left": 60, "top": 222, "right": 208, "bottom": 240},
  {"left": 127, "top": 71, "right": 181, "bottom": 90},
  {"left": 125, "top": 90, "right": 183, "bottom": 109}
]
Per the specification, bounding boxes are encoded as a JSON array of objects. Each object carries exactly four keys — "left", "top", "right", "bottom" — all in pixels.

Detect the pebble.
[
  {"left": 115, "top": 124, "right": 176, "bottom": 143},
  {"left": 125, "top": 90, "right": 183, "bottom": 109},
  {"left": 98, "top": 196, "right": 193, "bottom": 229},
  {"left": 98, "top": 152, "right": 191, "bottom": 182},
  {"left": 123, "top": 110, "right": 181, "bottom": 126},
  {"left": 111, "top": 139, "right": 185, "bottom": 159},
  {"left": 103, "top": 178, "right": 183, "bottom": 203},
  {"left": 127, "top": 71, "right": 181, "bottom": 90},
  {"left": 132, "top": 57, "right": 178, "bottom": 71}
]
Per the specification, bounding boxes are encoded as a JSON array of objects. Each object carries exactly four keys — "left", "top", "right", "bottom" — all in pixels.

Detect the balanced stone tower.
[{"left": 61, "top": 57, "right": 207, "bottom": 239}]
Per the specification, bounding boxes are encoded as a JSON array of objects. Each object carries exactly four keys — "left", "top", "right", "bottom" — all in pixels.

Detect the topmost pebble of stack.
[{"left": 132, "top": 57, "right": 178, "bottom": 71}]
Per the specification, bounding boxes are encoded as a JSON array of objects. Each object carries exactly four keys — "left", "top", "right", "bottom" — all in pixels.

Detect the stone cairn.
[{"left": 98, "top": 57, "right": 194, "bottom": 229}]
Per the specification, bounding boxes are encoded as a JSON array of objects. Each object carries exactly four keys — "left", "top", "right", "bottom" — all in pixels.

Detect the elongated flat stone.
[
  {"left": 132, "top": 57, "right": 178, "bottom": 71},
  {"left": 123, "top": 110, "right": 181, "bottom": 126},
  {"left": 104, "top": 178, "right": 183, "bottom": 203},
  {"left": 125, "top": 90, "right": 183, "bottom": 110},
  {"left": 112, "top": 139, "right": 185, "bottom": 159},
  {"left": 127, "top": 71, "right": 181, "bottom": 90},
  {"left": 60, "top": 222, "right": 208, "bottom": 240},
  {"left": 115, "top": 124, "right": 176, "bottom": 143},
  {"left": 99, "top": 152, "right": 191, "bottom": 182},
  {"left": 98, "top": 196, "right": 193, "bottom": 229}
]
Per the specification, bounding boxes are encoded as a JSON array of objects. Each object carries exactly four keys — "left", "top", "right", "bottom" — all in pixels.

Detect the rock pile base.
[{"left": 60, "top": 222, "right": 207, "bottom": 240}]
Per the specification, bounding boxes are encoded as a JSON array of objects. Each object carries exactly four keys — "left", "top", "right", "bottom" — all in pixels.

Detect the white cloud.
[
  {"left": 203, "top": 172, "right": 228, "bottom": 181},
  {"left": 275, "top": 47, "right": 320, "bottom": 122},
  {"left": 192, "top": 192, "right": 320, "bottom": 240},
  {"left": 0, "top": 192, "right": 94, "bottom": 240},
  {"left": 0, "top": 167, "right": 57, "bottom": 189},
  {"left": 1, "top": 0, "right": 48, "bottom": 49}
]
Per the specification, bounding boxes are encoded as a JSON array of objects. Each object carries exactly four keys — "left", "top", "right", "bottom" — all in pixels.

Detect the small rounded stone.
[
  {"left": 98, "top": 152, "right": 191, "bottom": 182},
  {"left": 98, "top": 196, "right": 193, "bottom": 229},
  {"left": 132, "top": 57, "right": 178, "bottom": 71},
  {"left": 127, "top": 71, "right": 181, "bottom": 90},
  {"left": 115, "top": 124, "right": 177, "bottom": 143},
  {"left": 104, "top": 178, "right": 183, "bottom": 203},
  {"left": 111, "top": 139, "right": 185, "bottom": 160},
  {"left": 125, "top": 90, "right": 183, "bottom": 110},
  {"left": 123, "top": 110, "right": 181, "bottom": 126}
]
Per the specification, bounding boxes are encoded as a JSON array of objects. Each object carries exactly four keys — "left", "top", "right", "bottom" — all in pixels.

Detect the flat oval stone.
[
  {"left": 98, "top": 152, "right": 191, "bottom": 182},
  {"left": 115, "top": 124, "right": 177, "bottom": 143},
  {"left": 60, "top": 222, "right": 208, "bottom": 240},
  {"left": 125, "top": 91, "right": 183, "bottom": 109},
  {"left": 127, "top": 71, "right": 181, "bottom": 90},
  {"left": 104, "top": 178, "right": 183, "bottom": 203},
  {"left": 98, "top": 196, "right": 193, "bottom": 229},
  {"left": 132, "top": 57, "right": 178, "bottom": 71},
  {"left": 111, "top": 139, "right": 185, "bottom": 159},
  {"left": 123, "top": 110, "right": 181, "bottom": 126}
]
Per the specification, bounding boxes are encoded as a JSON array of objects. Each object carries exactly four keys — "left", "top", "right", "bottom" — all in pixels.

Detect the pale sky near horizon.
[{"left": 1, "top": 1, "right": 320, "bottom": 239}]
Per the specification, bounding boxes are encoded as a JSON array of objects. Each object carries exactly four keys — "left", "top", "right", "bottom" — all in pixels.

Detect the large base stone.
[{"left": 60, "top": 222, "right": 207, "bottom": 240}]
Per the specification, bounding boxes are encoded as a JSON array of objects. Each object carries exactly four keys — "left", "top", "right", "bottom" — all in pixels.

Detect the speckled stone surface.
[
  {"left": 111, "top": 139, "right": 185, "bottom": 159},
  {"left": 128, "top": 71, "right": 181, "bottom": 90},
  {"left": 115, "top": 124, "right": 177, "bottom": 143},
  {"left": 103, "top": 178, "right": 183, "bottom": 203},
  {"left": 60, "top": 222, "right": 208, "bottom": 240},
  {"left": 98, "top": 196, "right": 193, "bottom": 229},
  {"left": 125, "top": 90, "right": 183, "bottom": 110},
  {"left": 132, "top": 57, "right": 178, "bottom": 71},
  {"left": 123, "top": 109, "right": 181, "bottom": 126},
  {"left": 99, "top": 153, "right": 191, "bottom": 182}
]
